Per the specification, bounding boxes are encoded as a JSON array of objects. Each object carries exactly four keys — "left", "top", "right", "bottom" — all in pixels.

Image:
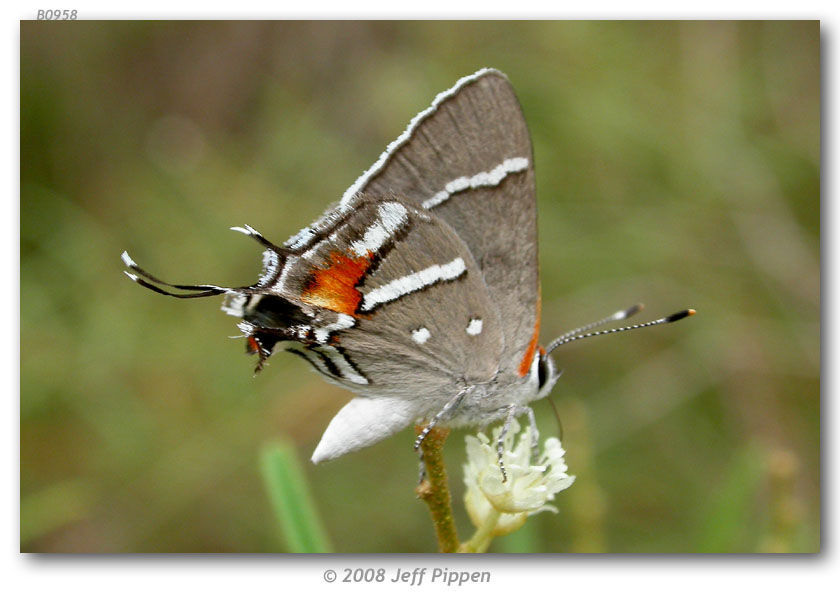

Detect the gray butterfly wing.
[
  {"left": 266, "top": 196, "right": 504, "bottom": 402},
  {"left": 348, "top": 69, "right": 540, "bottom": 382}
]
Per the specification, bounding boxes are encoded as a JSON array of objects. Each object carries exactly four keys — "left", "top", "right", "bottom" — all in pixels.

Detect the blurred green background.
[{"left": 20, "top": 21, "right": 819, "bottom": 553}]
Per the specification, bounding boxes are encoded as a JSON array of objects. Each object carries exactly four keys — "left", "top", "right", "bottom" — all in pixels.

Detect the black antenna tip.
[{"left": 665, "top": 308, "right": 696, "bottom": 323}]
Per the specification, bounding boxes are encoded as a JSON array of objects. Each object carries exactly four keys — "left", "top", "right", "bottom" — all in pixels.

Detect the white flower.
[{"left": 463, "top": 421, "right": 575, "bottom": 536}]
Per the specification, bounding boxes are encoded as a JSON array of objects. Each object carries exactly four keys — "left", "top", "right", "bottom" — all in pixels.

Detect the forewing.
[{"left": 353, "top": 69, "right": 539, "bottom": 381}]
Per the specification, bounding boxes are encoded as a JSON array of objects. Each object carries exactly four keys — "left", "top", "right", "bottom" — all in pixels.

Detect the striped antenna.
[
  {"left": 554, "top": 303, "right": 644, "bottom": 342},
  {"left": 545, "top": 308, "right": 695, "bottom": 356}
]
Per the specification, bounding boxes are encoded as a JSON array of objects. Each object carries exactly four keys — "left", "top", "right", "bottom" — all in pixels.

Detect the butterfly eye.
[
  {"left": 537, "top": 354, "right": 549, "bottom": 389},
  {"left": 535, "top": 351, "right": 561, "bottom": 400}
]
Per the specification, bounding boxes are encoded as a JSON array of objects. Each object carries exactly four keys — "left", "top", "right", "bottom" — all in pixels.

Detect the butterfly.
[{"left": 123, "top": 68, "right": 692, "bottom": 475}]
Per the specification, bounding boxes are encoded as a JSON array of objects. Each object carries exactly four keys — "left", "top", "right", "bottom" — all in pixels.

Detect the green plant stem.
[
  {"left": 414, "top": 426, "right": 459, "bottom": 553},
  {"left": 459, "top": 510, "right": 501, "bottom": 553}
]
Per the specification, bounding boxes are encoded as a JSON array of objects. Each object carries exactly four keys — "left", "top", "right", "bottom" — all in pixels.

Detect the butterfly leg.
[
  {"left": 417, "top": 447, "right": 427, "bottom": 484},
  {"left": 526, "top": 406, "right": 540, "bottom": 463},
  {"left": 413, "top": 385, "right": 473, "bottom": 451},
  {"left": 496, "top": 404, "right": 519, "bottom": 482}
]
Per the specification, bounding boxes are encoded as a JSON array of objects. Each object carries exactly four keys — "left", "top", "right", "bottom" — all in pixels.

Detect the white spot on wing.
[
  {"left": 466, "top": 318, "right": 483, "bottom": 336},
  {"left": 361, "top": 257, "right": 466, "bottom": 312},
  {"left": 350, "top": 202, "right": 408, "bottom": 257},
  {"left": 314, "top": 313, "right": 356, "bottom": 344},
  {"left": 411, "top": 327, "right": 431, "bottom": 344},
  {"left": 421, "top": 157, "right": 530, "bottom": 209}
]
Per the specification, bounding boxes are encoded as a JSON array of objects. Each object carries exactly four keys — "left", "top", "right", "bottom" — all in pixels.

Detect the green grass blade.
[{"left": 260, "top": 440, "right": 332, "bottom": 553}]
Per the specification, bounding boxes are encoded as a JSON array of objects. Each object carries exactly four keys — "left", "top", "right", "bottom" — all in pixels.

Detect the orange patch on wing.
[
  {"left": 517, "top": 296, "right": 542, "bottom": 378},
  {"left": 300, "top": 251, "right": 372, "bottom": 315},
  {"left": 246, "top": 335, "right": 261, "bottom": 355}
]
